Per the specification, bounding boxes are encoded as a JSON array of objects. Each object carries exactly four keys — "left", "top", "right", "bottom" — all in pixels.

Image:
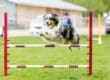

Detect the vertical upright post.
[
  {"left": 98, "top": 14, "right": 102, "bottom": 45},
  {"left": 4, "top": 12, "right": 8, "bottom": 76},
  {"left": 88, "top": 11, "right": 93, "bottom": 75}
]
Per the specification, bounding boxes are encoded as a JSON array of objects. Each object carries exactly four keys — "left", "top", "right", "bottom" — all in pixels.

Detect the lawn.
[{"left": 0, "top": 35, "right": 110, "bottom": 80}]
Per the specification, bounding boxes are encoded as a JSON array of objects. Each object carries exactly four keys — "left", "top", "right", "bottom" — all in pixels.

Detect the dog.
[{"left": 40, "top": 13, "right": 80, "bottom": 45}]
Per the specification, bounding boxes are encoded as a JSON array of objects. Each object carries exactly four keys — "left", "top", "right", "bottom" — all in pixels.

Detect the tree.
[
  {"left": 65, "top": 0, "right": 108, "bottom": 15},
  {"left": 102, "top": 0, "right": 110, "bottom": 12}
]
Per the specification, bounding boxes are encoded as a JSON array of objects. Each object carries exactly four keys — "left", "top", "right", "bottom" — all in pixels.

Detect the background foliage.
[{"left": 65, "top": 0, "right": 110, "bottom": 15}]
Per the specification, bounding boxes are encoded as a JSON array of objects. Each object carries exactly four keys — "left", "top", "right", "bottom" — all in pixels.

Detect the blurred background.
[{"left": 0, "top": 0, "right": 110, "bottom": 36}]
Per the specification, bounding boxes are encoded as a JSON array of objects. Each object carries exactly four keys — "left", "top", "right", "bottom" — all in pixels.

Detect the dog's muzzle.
[{"left": 46, "top": 22, "right": 51, "bottom": 26}]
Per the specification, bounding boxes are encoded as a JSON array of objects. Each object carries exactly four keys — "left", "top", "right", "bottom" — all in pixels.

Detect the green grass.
[{"left": 0, "top": 35, "right": 110, "bottom": 80}]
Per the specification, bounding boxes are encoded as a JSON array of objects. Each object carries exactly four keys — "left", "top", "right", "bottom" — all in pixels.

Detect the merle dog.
[{"left": 41, "top": 13, "right": 80, "bottom": 45}]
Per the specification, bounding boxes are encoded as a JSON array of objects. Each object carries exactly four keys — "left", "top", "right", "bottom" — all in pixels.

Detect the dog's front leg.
[
  {"left": 40, "top": 33, "right": 50, "bottom": 43},
  {"left": 40, "top": 36, "right": 50, "bottom": 43},
  {"left": 40, "top": 33, "right": 57, "bottom": 44}
]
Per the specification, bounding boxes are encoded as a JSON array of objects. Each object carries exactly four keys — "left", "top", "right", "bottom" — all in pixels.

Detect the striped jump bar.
[
  {"left": 7, "top": 44, "right": 88, "bottom": 48},
  {"left": 8, "top": 65, "right": 89, "bottom": 68},
  {"left": 93, "top": 38, "right": 99, "bottom": 41}
]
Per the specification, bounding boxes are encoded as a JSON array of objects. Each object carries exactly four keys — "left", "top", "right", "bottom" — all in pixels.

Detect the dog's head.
[{"left": 43, "top": 14, "right": 59, "bottom": 29}]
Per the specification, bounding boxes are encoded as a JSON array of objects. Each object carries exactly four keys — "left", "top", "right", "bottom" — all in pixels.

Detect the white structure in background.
[
  {"left": 29, "top": 15, "right": 44, "bottom": 36},
  {"left": 104, "top": 12, "right": 110, "bottom": 34},
  {"left": 0, "top": 4, "right": 5, "bottom": 37},
  {"left": 0, "top": 26, "right": 3, "bottom": 37}
]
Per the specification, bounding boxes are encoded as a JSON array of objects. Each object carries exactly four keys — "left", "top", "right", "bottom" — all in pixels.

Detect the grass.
[{"left": 0, "top": 35, "right": 110, "bottom": 80}]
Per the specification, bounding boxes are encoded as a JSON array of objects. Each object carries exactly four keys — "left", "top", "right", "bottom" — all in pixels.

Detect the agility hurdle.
[{"left": 4, "top": 11, "right": 93, "bottom": 76}]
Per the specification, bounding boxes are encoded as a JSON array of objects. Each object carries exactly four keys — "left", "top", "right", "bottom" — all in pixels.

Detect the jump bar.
[
  {"left": 7, "top": 44, "right": 88, "bottom": 48},
  {"left": 8, "top": 65, "right": 89, "bottom": 68},
  {"left": 93, "top": 38, "right": 98, "bottom": 41}
]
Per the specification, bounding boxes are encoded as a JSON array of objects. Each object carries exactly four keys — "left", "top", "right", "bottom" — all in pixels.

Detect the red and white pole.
[
  {"left": 4, "top": 12, "right": 8, "bottom": 76},
  {"left": 88, "top": 11, "right": 93, "bottom": 75}
]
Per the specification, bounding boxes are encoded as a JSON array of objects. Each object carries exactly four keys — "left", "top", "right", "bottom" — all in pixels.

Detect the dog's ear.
[
  {"left": 53, "top": 14, "right": 58, "bottom": 19},
  {"left": 53, "top": 14, "right": 59, "bottom": 24}
]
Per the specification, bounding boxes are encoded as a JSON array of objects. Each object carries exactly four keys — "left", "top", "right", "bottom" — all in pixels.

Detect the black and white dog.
[{"left": 40, "top": 13, "right": 80, "bottom": 44}]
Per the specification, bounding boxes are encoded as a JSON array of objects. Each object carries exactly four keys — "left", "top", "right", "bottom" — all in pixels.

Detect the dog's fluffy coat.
[{"left": 41, "top": 13, "right": 80, "bottom": 44}]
